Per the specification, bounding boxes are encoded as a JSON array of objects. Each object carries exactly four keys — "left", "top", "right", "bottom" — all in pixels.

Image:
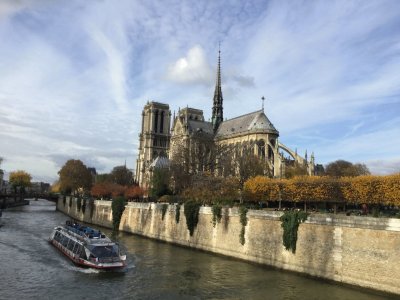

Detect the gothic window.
[
  {"left": 257, "top": 140, "right": 266, "bottom": 159},
  {"left": 154, "top": 110, "right": 159, "bottom": 132},
  {"left": 160, "top": 111, "right": 165, "bottom": 133}
]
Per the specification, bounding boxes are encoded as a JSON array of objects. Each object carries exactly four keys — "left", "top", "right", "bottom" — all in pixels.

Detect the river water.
[{"left": 0, "top": 199, "right": 397, "bottom": 300}]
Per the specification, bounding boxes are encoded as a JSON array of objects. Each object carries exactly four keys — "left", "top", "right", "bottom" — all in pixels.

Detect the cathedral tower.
[
  {"left": 135, "top": 101, "right": 171, "bottom": 188},
  {"left": 211, "top": 48, "right": 223, "bottom": 132}
]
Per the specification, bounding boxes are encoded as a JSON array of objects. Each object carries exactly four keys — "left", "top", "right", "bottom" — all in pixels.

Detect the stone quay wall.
[{"left": 57, "top": 197, "right": 400, "bottom": 295}]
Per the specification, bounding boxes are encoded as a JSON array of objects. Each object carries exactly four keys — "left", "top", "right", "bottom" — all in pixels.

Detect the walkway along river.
[{"left": 0, "top": 199, "right": 397, "bottom": 299}]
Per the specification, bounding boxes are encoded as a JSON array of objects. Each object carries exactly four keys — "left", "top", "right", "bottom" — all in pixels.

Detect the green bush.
[
  {"left": 184, "top": 200, "right": 201, "bottom": 236},
  {"left": 111, "top": 196, "right": 126, "bottom": 231},
  {"left": 280, "top": 210, "right": 308, "bottom": 254}
]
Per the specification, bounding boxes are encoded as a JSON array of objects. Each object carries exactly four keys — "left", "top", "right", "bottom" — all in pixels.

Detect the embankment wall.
[{"left": 57, "top": 197, "right": 400, "bottom": 295}]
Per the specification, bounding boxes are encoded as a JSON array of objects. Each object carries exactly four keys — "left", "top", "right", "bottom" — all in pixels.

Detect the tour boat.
[{"left": 49, "top": 221, "right": 126, "bottom": 270}]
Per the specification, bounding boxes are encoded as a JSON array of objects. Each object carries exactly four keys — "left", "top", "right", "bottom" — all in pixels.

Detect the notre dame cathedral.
[{"left": 135, "top": 51, "right": 315, "bottom": 189}]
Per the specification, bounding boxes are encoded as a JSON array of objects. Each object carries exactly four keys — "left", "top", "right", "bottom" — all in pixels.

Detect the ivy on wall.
[
  {"left": 111, "top": 196, "right": 126, "bottom": 231},
  {"left": 280, "top": 210, "right": 308, "bottom": 254},
  {"left": 89, "top": 198, "right": 95, "bottom": 219},
  {"left": 76, "top": 197, "right": 82, "bottom": 212},
  {"left": 212, "top": 204, "right": 222, "bottom": 227},
  {"left": 161, "top": 204, "right": 168, "bottom": 220},
  {"left": 175, "top": 204, "right": 181, "bottom": 224},
  {"left": 184, "top": 200, "right": 201, "bottom": 236},
  {"left": 239, "top": 206, "right": 248, "bottom": 245},
  {"left": 81, "top": 198, "right": 87, "bottom": 214}
]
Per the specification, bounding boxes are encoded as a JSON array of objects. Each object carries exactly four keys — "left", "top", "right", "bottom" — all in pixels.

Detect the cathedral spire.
[{"left": 212, "top": 44, "right": 223, "bottom": 132}]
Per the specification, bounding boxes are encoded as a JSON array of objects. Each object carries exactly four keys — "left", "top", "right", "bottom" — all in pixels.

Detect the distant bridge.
[{"left": 0, "top": 193, "right": 59, "bottom": 209}]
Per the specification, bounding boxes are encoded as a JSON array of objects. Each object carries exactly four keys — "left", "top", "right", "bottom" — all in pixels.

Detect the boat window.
[
  {"left": 61, "top": 236, "right": 69, "bottom": 247},
  {"left": 89, "top": 245, "right": 119, "bottom": 258},
  {"left": 67, "top": 241, "right": 75, "bottom": 251}
]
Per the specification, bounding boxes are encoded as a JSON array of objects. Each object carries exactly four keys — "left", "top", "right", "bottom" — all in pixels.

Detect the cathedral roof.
[
  {"left": 149, "top": 156, "right": 169, "bottom": 169},
  {"left": 215, "top": 110, "right": 279, "bottom": 139},
  {"left": 187, "top": 120, "right": 214, "bottom": 135}
]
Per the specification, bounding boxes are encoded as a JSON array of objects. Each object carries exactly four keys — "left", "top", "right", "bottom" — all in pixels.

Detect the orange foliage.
[
  {"left": 244, "top": 174, "right": 400, "bottom": 206},
  {"left": 91, "top": 182, "right": 127, "bottom": 199},
  {"left": 124, "top": 185, "right": 144, "bottom": 200}
]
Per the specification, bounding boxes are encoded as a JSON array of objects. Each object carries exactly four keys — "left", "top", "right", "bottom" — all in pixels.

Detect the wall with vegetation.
[{"left": 57, "top": 197, "right": 400, "bottom": 295}]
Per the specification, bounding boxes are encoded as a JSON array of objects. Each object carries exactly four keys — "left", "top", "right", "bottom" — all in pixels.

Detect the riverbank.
[{"left": 57, "top": 196, "right": 400, "bottom": 295}]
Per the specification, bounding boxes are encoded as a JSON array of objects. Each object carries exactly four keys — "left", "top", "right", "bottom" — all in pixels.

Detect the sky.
[{"left": 0, "top": 0, "right": 400, "bottom": 183}]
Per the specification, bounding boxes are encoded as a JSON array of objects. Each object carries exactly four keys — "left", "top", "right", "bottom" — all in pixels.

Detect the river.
[{"left": 0, "top": 199, "right": 397, "bottom": 300}]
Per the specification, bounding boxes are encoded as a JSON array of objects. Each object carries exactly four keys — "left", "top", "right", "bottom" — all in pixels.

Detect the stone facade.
[
  {"left": 58, "top": 198, "right": 400, "bottom": 295},
  {"left": 135, "top": 102, "right": 171, "bottom": 189}
]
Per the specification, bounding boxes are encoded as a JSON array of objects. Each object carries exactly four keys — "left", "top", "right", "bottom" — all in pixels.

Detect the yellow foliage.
[{"left": 244, "top": 174, "right": 400, "bottom": 206}]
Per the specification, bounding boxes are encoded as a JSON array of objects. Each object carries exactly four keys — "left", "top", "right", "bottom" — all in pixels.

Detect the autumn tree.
[
  {"left": 50, "top": 180, "right": 61, "bottom": 193},
  {"left": 58, "top": 159, "right": 93, "bottom": 195},
  {"left": 95, "top": 173, "right": 112, "bottom": 184},
  {"left": 110, "top": 165, "right": 133, "bottom": 186},
  {"left": 124, "top": 185, "right": 145, "bottom": 201},
  {"left": 9, "top": 170, "right": 32, "bottom": 194},
  {"left": 325, "top": 160, "right": 370, "bottom": 177},
  {"left": 285, "top": 162, "right": 308, "bottom": 179}
]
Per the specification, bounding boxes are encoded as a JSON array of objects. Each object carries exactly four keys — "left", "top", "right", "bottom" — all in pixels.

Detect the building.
[{"left": 135, "top": 51, "right": 315, "bottom": 188}]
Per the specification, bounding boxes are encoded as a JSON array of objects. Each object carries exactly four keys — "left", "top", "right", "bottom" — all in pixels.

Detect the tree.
[
  {"left": 9, "top": 170, "right": 32, "bottom": 193},
  {"left": 125, "top": 185, "right": 145, "bottom": 201},
  {"left": 58, "top": 159, "right": 93, "bottom": 195},
  {"left": 51, "top": 180, "right": 61, "bottom": 193},
  {"left": 150, "top": 168, "right": 170, "bottom": 198},
  {"left": 110, "top": 165, "right": 133, "bottom": 186},
  {"left": 325, "top": 160, "right": 370, "bottom": 177},
  {"left": 95, "top": 173, "right": 112, "bottom": 184},
  {"left": 285, "top": 162, "right": 308, "bottom": 179}
]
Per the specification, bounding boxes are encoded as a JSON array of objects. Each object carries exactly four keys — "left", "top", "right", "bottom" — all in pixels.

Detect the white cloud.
[{"left": 166, "top": 45, "right": 213, "bottom": 85}]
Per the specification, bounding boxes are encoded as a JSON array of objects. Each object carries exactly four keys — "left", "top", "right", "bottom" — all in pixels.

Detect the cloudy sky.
[{"left": 1, "top": 0, "right": 399, "bottom": 183}]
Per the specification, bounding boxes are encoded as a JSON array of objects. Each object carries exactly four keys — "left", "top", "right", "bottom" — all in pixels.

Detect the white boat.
[{"left": 49, "top": 221, "right": 126, "bottom": 270}]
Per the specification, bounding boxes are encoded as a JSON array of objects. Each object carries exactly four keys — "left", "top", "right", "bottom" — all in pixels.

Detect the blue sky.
[{"left": 0, "top": 0, "right": 400, "bottom": 183}]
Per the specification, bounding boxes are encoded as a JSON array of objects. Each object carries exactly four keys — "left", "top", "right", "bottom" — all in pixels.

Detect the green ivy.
[
  {"left": 239, "top": 206, "right": 248, "bottom": 245},
  {"left": 175, "top": 204, "right": 181, "bottom": 224},
  {"left": 161, "top": 204, "right": 168, "bottom": 220},
  {"left": 184, "top": 200, "right": 201, "bottom": 236},
  {"left": 89, "top": 198, "right": 95, "bottom": 219},
  {"left": 280, "top": 210, "right": 308, "bottom": 254},
  {"left": 212, "top": 204, "right": 222, "bottom": 227},
  {"left": 111, "top": 196, "right": 126, "bottom": 231},
  {"left": 77, "top": 197, "right": 82, "bottom": 212},
  {"left": 81, "top": 198, "right": 87, "bottom": 214}
]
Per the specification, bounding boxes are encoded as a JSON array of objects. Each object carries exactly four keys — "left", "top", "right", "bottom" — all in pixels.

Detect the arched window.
[
  {"left": 257, "top": 140, "right": 265, "bottom": 159},
  {"left": 154, "top": 110, "right": 159, "bottom": 132},
  {"left": 160, "top": 111, "right": 165, "bottom": 133}
]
